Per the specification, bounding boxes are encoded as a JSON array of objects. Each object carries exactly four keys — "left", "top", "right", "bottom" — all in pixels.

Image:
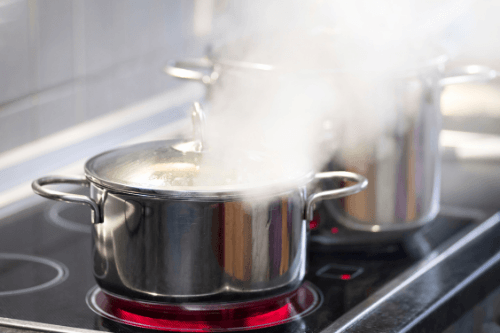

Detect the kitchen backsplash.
[{"left": 0, "top": 0, "right": 204, "bottom": 153}]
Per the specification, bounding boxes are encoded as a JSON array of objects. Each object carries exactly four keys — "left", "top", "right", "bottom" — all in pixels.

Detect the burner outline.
[
  {"left": 47, "top": 202, "right": 92, "bottom": 233},
  {"left": 0, "top": 253, "right": 69, "bottom": 296},
  {"left": 86, "top": 282, "right": 323, "bottom": 332}
]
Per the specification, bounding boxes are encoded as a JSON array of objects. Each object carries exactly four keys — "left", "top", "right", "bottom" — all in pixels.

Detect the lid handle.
[
  {"left": 191, "top": 102, "right": 206, "bottom": 152},
  {"left": 172, "top": 102, "right": 207, "bottom": 153}
]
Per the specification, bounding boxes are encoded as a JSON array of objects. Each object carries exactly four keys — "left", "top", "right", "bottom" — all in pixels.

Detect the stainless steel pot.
[
  {"left": 31, "top": 109, "right": 367, "bottom": 302},
  {"left": 165, "top": 40, "right": 496, "bottom": 240},
  {"left": 319, "top": 64, "right": 496, "bottom": 239}
]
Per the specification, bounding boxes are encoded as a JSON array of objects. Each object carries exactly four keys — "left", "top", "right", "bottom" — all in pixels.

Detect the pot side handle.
[
  {"left": 305, "top": 171, "right": 368, "bottom": 222},
  {"left": 32, "top": 176, "right": 102, "bottom": 224},
  {"left": 164, "top": 58, "right": 219, "bottom": 85},
  {"left": 440, "top": 65, "right": 497, "bottom": 86}
]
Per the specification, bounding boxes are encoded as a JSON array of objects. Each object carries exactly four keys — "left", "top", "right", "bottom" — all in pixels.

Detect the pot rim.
[
  {"left": 83, "top": 141, "right": 316, "bottom": 200},
  {"left": 85, "top": 172, "right": 313, "bottom": 201},
  {"left": 205, "top": 33, "right": 450, "bottom": 76},
  {"left": 210, "top": 54, "right": 449, "bottom": 76}
]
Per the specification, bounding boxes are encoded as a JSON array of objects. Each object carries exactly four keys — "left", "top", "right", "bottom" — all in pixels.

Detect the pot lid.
[
  {"left": 84, "top": 104, "right": 312, "bottom": 199},
  {"left": 84, "top": 140, "right": 312, "bottom": 199}
]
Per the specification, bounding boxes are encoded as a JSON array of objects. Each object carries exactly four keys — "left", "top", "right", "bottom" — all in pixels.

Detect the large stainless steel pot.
[
  {"left": 31, "top": 109, "right": 367, "bottom": 302},
  {"left": 318, "top": 64, "right": 496, "bottom": 241},
  {"left": 165, "top": 38, "right": 496, "bottom": 241}
]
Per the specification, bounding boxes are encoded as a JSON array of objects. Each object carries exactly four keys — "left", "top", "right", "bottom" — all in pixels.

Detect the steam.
[{"left": 191, "top": 0, "right": 477, "bottom": 188}]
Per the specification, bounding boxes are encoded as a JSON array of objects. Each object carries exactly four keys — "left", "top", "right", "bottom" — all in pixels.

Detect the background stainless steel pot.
[
  {"left": 321, "top": 64, "right": 496, "bottom": 238},
  {"left": 165, "top": 40, "right": 497, "bottom": 241},
  {"left": 32, "top": 137, "right": 367, "bottom": 303}
]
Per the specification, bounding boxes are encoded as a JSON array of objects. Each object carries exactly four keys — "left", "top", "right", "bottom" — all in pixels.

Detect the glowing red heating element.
[
  {"left": 309, "top": 220, "right": 319, "bottom": 230},
  {"left": 87, "top": 283, "right": 321, "bottom": 332},
  {"left": 309, "top": 212, "right": 321, "bottom": 230}
]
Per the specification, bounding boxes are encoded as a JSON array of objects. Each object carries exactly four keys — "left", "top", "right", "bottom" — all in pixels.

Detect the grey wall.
[{"left": 0, "top": 0, "right": 201, "bottom": 153}]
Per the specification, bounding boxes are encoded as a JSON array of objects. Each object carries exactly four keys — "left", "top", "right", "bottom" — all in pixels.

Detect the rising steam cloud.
[{"left": 194, "top": 0, "right": 479, "bottom": 188}]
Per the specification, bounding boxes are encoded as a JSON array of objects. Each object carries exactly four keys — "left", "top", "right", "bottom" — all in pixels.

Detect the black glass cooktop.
[{"left": 0, "top": 196, "right": 474, "bottom": 333}]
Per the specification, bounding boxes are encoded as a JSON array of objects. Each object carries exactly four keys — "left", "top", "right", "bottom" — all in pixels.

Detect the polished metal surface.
[
  {"left": 83, "top": 139, "right": 317, "bottom": 200},
  {"left": 439, "top": 64, "right": 497, "bottom": 86},
  {"left": 172, "top": 102, "right": 207, "bottom": 154},
  {"left": 31, "top": 170, "right": 365, "bottom": 301},
  {"left": 32, "top": 175, "right": 101, "bottom": 224},
  {"left": 31, "top": 79, "right": 367, "bottom": 300},
  {"left": 305, "top": 171, "right": 368, "bottom": 222},
  {"left": 0, "top": 318, "right": 97, "bottom": 333},
  {"left": 32, "top": 145, "right": 366, "bottom": 301},
  {"left": 164, "top": 35, "right": 449, "bottom": 80},
  {"left": 326, "top": 66, "right": 442, "bottom": 233},
  {"left": 89, "top": 183, "right": 308, "bottom": 301},
  {"left": 325, "top": 64, "right": 496, "bottom": 234},
  {"left": 165, "top": 58, "right": 221, "bottom": 85}
]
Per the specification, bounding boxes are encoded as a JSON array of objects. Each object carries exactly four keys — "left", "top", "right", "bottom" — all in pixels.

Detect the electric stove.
[{"left": 1, "top": 189, "right": 498, "bottom": 333}]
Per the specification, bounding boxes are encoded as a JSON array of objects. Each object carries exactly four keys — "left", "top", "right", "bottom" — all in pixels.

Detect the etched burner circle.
[
  {"left": 48, "top": 202, "right": 91, "bottom": 233},
  {"left": 86, "top": 282, "right": 323, "bottom": 332},
  {"left": 0, "top": 253, "right": 69, "bottom": 296}
]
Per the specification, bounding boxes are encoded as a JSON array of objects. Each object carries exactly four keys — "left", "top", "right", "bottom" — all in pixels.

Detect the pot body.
[
  {"left": 322, "top": 67, "right": 443, "bottom": 235},
  {"left": 90, "top": 183, "right": 307, "bottom": 302},
  {"left": 32, "top": 156, "right": 366, "bottom": 301},
  {"left": 326, "top": 64, "right": 496, "bottom": 237}
]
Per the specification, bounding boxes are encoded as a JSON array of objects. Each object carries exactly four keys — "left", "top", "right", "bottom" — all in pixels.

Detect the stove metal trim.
[
  {"left": 398, "top": 250, "right": 500, "bottom": 333},
  {"left": 324, "top": 211, "right": 500, "bottom": 333},
  {"left": 0, "top": 317, "right": 100, "bottom": 333}
]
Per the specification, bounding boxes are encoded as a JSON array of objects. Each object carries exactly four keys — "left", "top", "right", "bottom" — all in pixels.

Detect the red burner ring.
[{"left": 86, "top": 283, "right": 322, "bottom": 332}]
